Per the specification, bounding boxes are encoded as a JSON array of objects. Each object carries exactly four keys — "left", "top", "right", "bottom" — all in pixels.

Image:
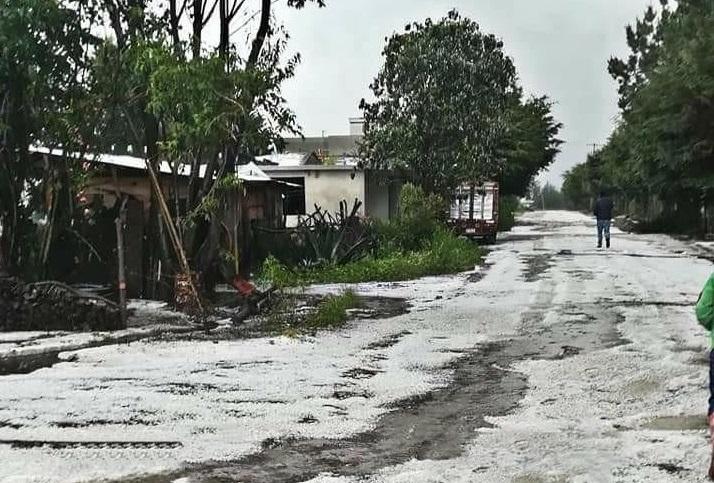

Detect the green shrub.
[
  {"left": 305, "top": 290, "right": 360, "bottom": 330},
  {"left": 258, "top": 255, "right": 297, "bottom": 289},
  {"left": 498, "top": 195, "right": 521, "bottom": 232},
  {"left": 260, "top": 289, "right": 360, "bottom": 337},
  {"left": 378, "top": 183, "right": 446, "bottom": 252},
  {"left": 260, "top": 229, "right": 483, "bottom": 286}
]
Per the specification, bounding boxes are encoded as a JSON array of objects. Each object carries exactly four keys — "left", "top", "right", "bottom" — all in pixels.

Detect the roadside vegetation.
[
  {"left": 264, "top": 289, "right": 361, "bottom": 337},
  {"left": 1, "top": 3, "right": 562, "bottom": 323},
  {"left": 260, "top": 184, "right": 484, "bottom": 287},
  {"left": 263, "top": 229, "right": 483, "bottom": 286},
  {"left": 530, "top": 182, "right": 567, "bottom": 211},
  {"left": 562, "top": 1, "right": 714, "bottom": 235}
]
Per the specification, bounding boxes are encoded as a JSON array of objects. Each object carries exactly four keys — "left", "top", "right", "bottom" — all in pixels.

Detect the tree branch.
[
  {"left": 229, "top": 0, "right": 246, "bottom": 19},
  {"left": 202, "top": 0, "right": 219, "bottom": 27}
]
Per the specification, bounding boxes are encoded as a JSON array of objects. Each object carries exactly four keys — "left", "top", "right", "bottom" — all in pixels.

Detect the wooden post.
[
  {"left": 115, "top": 200, "right": 127, "bottom": 325},
  {"left": 110, "top": 169, "right": 128, "bottom": 325}
]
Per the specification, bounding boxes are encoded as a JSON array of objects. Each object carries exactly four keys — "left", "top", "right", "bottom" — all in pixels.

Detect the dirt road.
[{"left": 1, "top": 211, "right": 713, "bottom": 482}]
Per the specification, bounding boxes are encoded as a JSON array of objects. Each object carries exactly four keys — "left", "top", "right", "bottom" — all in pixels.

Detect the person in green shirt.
[{"left": 695, "top": 274, "right": 714, "bottom": 479}]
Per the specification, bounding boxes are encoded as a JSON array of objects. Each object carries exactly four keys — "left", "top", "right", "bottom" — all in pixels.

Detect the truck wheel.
[{"left": 483, "top": 234, "right": 497, "bottom": 245}]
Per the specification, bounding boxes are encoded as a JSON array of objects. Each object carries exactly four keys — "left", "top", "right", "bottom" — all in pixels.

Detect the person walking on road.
[
  {"left": 593, "top": 190, "right": 614, "bottom": 248},
  {"left": 695, "top": 273, "right": 714, "bottom": 479}
]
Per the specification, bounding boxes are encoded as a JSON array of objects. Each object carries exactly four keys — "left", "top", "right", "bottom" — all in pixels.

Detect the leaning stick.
[{"left": 143, "top": 158, "right": 204, "bottom": 314}]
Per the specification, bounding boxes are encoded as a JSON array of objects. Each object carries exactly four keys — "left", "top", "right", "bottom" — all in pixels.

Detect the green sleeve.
[{"left": 696, "top": 275, "right": 714, "bottom": 330}]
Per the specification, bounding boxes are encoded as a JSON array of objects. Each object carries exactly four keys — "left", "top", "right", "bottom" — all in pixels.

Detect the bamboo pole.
[{"left": 143, "top": 159, "right": 204, "bottom": 314}]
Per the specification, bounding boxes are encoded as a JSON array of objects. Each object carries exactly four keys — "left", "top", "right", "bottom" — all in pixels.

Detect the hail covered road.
[{"left": 1, "top": 210, "right": 713, "bottom": 482}]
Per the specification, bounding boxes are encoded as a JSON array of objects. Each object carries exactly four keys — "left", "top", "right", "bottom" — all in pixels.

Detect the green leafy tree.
[
  {"left": 565, "top": 0, "right": 714, "bottom": 232},
  {"left": 360, "top": 10, "right": 518, "bottom": 195},
  {"left": 500, "top": 95, "right": 563, "bottom": 197},
  {"left": 87, "top": 0, "right": 324, "bottom": 293},
  {"left": 0, "top": 0, "right": 99, "bottom": 276}
]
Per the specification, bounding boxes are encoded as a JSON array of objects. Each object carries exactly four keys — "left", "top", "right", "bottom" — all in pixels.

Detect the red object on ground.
[{"left": 232, "top": 277, "right": 257, "bottom": 297}]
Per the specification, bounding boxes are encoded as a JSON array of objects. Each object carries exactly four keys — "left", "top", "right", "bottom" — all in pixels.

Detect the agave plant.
[{"left": 298, "top": 199, "right": 375, "bottom": 267}]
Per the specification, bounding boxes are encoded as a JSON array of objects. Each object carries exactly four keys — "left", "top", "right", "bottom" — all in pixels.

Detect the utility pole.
[{"left": 588, "top": 143, "right": 602, "bottom": 154}]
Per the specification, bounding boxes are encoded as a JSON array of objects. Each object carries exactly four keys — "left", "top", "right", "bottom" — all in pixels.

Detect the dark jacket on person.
[{"left": 593, "top": 196, "right": 614, "bottom": 221}]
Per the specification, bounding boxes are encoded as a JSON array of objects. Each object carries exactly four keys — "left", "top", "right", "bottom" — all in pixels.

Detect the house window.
[{"left": 282, "top": 177, "right": 306, "bottom": 215}]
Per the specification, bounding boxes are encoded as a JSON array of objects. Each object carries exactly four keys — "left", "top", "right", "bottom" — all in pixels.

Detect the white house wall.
[
  {"left": 365, "top": 171, "right": 390, "bottom": 220},
  {"left": 304, "top": 170, "right": 365, "bottom": 215},
  {"left": 262, "top": 167, "right": 397, "bottom": 222}
]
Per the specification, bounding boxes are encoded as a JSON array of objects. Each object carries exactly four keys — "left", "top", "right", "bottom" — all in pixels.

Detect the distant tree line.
[
  {"left": 562, "top": 0, "right": 714, "bottom": 234},
  {"left": 531, "top": 182, "right": 566, "bottom": 211}
]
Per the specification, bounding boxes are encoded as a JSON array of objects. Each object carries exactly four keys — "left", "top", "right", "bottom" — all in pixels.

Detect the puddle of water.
[
  {"left": 0, "top": 351, "right": 63, "bottom": 376},
  {"left": 623, "top": 378, "right": 661, "bottom": 397},
  {"left": 512, "top": 474, "right": 568, "bottom": 483},
  {"left": 641, "top": 415, "right": 707, "bottom": 431},
  {"left": 521, "top": 254, "right": 554, "bottom": 282}
]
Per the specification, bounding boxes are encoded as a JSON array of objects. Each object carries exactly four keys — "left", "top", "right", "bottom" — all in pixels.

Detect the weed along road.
[{"left": 1, "top": 210, "right": 714, "bottom": 482}]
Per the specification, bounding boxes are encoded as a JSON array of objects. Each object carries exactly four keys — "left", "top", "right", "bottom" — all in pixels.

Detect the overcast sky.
[{"left": 266, "top": 0, "right": 653, "bottom": 186}]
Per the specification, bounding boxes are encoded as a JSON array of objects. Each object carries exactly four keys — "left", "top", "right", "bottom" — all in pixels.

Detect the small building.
[
  {"left": 255, "top": 153, "right": 399, "bottom": 226},
  {"left": 31, "top": 146, "right": 284, "bottom": 296},
  {"left": 258, "top": 118, "right": 401, "bottom": 226}
]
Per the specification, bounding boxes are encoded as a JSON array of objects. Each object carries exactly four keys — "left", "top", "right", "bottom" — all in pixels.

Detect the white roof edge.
[
  {"left": 30, "top": 145, "right": 272, "bottom": 183},
  {"left": 259, "top": 164, "right": 360, "bottom": 172}
]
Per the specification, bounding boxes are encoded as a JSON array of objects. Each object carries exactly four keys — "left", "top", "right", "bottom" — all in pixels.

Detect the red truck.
[{"left": 447, "top": 182, "right": 500, "bottom": 243}]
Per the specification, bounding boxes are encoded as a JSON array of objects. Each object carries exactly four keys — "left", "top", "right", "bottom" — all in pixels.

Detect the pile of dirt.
[{"left": 0, "top": 277, "right": 124, "bottom": 332}]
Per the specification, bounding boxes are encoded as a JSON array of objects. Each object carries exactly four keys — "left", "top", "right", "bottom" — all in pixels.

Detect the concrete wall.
[
  {"left": 264, "top": 168, "right": 397, "bottom": 222},
  {"left": 305, "top": 169, "right": 366, "bottom": 215},
  {"left": 365, "top": 171, "right": 390, "bottom": 220}
]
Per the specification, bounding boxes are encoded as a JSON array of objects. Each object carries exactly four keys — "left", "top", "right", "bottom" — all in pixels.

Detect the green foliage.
[
  {"left": 261, "top": 229, "right": 483, "bottom": 286},
  {"left": 360, "top": 10, "right": 518, "bottom": 195},
  {"left": 0, "top": 0, "right": 99, "bottom": 275},
  {"left": 259, "top": 255, "right": 302, "bottom": 289},
  {"left": 562, "top": 163, "right": 593, "bottom": 211},
  {"left": 377, "top": 184, "right": 445, "bottom": 252},
  {"left": 500, "top": 96, "right": 563, "bottom": 197},
  {"left": 264, "top": 289, "right": 359, "bottom": 338},
  {"left": 565, "top": 0, "right": 714, "bottom": 231},
  {"left": 305, "top": 290, "right": 360, "bottom": 330},
  {"left": 531, "top": 182, "right": 566, "bottom": 210},
  {"left": 498, "top": 195, "right": 520, "bottom": 231}
]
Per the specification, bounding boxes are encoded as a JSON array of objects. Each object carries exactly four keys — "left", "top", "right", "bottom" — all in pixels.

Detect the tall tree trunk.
[
  {"left": 219, "top": 0, "right": 229, "bottom": 60},
  {"left": 191, "top": 0, "right": 218, "bottom": 59},
  {"left": 192, "top": 0, "right": 203, "bottom": 59},
  {"left": 247, "top": 0, "right": 272, "bottom": 67},
  {"left": 168, "top": 0, "right": 186, "bottom": 54},
  {"left": 3, "top": 62, "right": 29, "bottom": 275}
]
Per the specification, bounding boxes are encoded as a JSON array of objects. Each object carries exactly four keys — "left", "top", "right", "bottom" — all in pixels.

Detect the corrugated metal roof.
[{"left": 30, "top": 146, "right": 272, "bottom": 182}]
